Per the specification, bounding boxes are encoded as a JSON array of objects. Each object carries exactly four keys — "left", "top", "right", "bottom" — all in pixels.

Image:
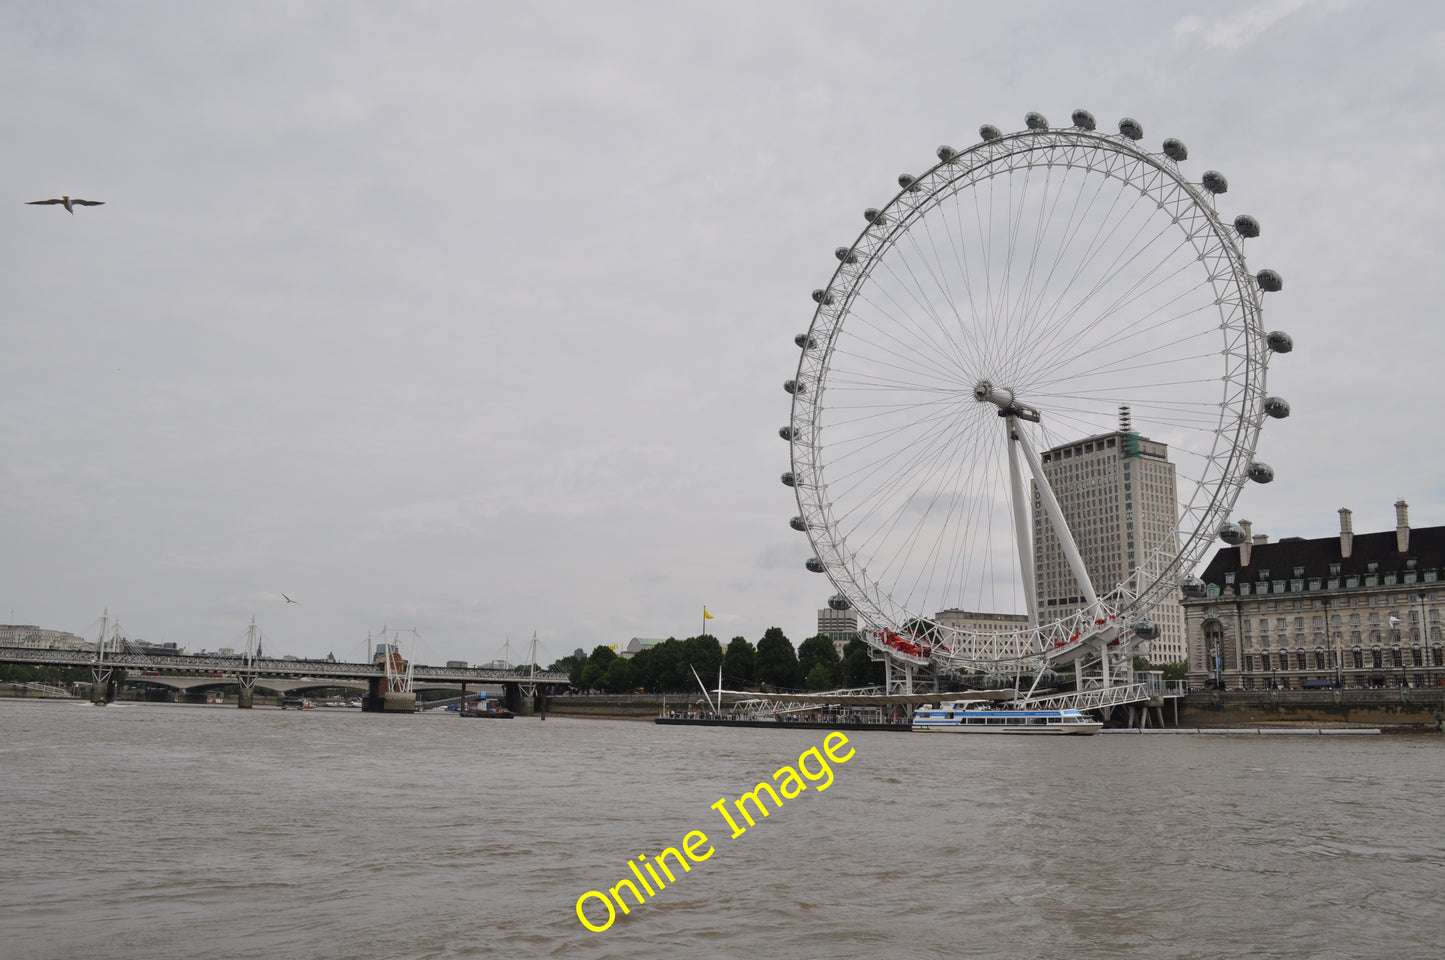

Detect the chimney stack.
[
  {"left": 1396, "top": 499, "right": 1410, "bottom": 554},
  {"left": 1240, "top": 519, "right": 1253, "bottom": 567},
  {"left": 1339, "top": 508, "right": 1354, "bottom": 559}
]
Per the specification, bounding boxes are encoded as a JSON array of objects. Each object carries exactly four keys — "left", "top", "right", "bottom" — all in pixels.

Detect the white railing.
[{"left": 1016, "top": 682, "right": 1151, "bottom": 712}]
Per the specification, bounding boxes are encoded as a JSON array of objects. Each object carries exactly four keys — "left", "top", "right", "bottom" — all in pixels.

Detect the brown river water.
[{"left": 1, "top": 699, "right": 1441, "bottom": 960}]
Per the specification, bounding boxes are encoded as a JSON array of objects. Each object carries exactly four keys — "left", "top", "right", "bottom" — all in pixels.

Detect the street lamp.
[
  {"left": 1388, "top": 615, "right": 1401, "bottom": 688},
  {"left": 1416, "top": 592, "right": 1429, "bottom": 688}
]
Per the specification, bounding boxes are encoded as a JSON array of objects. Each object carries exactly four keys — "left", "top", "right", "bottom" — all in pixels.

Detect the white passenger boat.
[{"left": 912, "top": 700, "right": 1103, "bottom": 735}]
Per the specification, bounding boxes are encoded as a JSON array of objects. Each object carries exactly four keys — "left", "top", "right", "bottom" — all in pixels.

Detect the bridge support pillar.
[
  {"left": 502, "top": 682, "right": 535, "bottom": 715},
  {"left": 362, "top": 677, "right": 385, "bottom": 712},
  {"left": 89, "top": 679, "right": 113, "bottom": 705},
  {"left": 362, "top": 678, "right": 416, "bottom": 713},
  {"left": 382, "top": 691, "right": 416, "bottom": 712},
  {"left": 236, "top": 672, "right": 257, "bottom": 709}
]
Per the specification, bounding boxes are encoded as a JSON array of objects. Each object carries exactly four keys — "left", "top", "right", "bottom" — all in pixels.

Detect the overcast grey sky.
[{"left": 3, "top": 0, "right": 1442, "bottom": 665}]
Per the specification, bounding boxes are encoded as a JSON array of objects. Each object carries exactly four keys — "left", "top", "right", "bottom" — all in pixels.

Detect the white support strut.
[
  {"left": 1013, "top": 420, "right": 1100, "bottom": 613},
  {"left": 1005, "top": 418, "right": 1039, "bottom": 631}
]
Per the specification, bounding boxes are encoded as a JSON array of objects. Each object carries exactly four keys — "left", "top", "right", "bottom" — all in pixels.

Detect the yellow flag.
[{"left": 703, "top": 608, "right": 714, "bottom": 619}]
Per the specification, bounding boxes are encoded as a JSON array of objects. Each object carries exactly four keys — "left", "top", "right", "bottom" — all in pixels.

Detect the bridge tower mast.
[
  {"left": 89, "top": 609, "right": 115, "bottom": 705},
  {"left": 237, "top": 617, "right": 260, "bottom": 709}
]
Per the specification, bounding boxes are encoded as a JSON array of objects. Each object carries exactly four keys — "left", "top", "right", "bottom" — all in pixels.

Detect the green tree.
[
  {"left": 574, "top": 644, "right": 619, "bottom": 690},
  {"left": 628, "top": 647, "right": 656, "bottom": 691},
  {"left": 682, "top": 634, "right": 724, "bottom": 687},
  {"left": 567, "top": 657, "right": 587, "bottom": 689},
  {"left": 1132, "top": 656, "right": 1188, "bottom": 681},
  {"left": 805, "top": 662, "right": 835, "bottom": 691},
  {"left": 797, "top": 634, "right": 841, "bottom": 689},
  {"left": 722, "top": 636, "right": 755, "bottom": 687},
  {"left": 839, "top": 635, "right": 884, "bottom": 687},
  {"left": 588, "top": 645, "right": 618, "bottom": 671},
  {"left": 601, "top": 656, "right": 632, "bottom": 693},
  {"left": 755, "top": 627, "right": 802, "bottom": 689},
  {"left": 580, "top": 660, "right": 606, "bottom": 691},
  {"left": 650, "top": 638, "right": 686, "bottom": 691}
]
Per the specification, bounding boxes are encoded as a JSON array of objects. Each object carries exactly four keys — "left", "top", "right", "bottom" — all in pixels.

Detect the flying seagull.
[
  {"left": 27, "top": 196, "right": 105, "bottom": 214},
  {"left": 282, "top": 594, "right": 297, "bottom": 604}
]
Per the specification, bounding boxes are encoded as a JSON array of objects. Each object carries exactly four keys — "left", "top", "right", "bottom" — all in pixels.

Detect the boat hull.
[{"left": 912, "top": 702, "right": 1103, "bottom": 736}]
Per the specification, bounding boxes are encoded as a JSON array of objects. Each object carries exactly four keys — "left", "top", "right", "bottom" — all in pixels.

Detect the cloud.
[
  {"left": 1173, "top": 0, "right": 1354, "bottom": 52},
  {"left": 3, "top": 1, "right": 1443, "bottom": 662}
]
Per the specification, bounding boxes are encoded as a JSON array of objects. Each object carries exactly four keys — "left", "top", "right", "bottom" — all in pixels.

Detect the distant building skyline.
[{"left": 0, "top": 625, "right": 90, "bottom": 650}]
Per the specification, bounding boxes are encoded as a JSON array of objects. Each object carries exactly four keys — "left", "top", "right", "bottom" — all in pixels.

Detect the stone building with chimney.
[{"left": 1181, "top": 501, "right": 1445, "bottom": 689}]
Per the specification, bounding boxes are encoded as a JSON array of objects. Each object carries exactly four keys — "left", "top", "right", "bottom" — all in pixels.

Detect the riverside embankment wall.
[
  {"left": 544, "top": 695, "right": 669, "bottom": 720},
  {"left": 1180, "top": 689, "right": 1445, "bottom": 731}
]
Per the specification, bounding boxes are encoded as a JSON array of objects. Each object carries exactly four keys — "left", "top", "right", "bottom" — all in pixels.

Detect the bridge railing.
[{"left": 12, "top": 681, "right": 74, "bottom": 698}]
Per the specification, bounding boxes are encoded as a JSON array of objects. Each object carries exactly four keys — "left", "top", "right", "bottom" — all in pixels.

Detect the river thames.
[{"left": 1, "top": 699, "right": 1441, "bottom": 959}]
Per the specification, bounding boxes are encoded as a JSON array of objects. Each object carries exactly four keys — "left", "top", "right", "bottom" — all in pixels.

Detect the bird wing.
[
  {"left": 71, "top": 199, "right": 105, "bottom": 206},
  {"left": 26, "top": 199, "right": 64, "bottom": 205}
]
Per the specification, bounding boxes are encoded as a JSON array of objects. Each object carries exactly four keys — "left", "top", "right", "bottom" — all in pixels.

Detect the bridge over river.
[{"left": 0, "top": 645, "right": 570, "bottom": 714}]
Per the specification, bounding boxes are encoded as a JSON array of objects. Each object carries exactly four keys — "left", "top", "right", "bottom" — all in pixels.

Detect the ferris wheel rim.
[{"left": 785, "top": 117, "right": 1275, "bottom": 659}]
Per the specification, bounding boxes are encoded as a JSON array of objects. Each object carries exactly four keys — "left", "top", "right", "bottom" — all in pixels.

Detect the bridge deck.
[{"left": 0, "top": 646, "right": 570, "bottom": 685}]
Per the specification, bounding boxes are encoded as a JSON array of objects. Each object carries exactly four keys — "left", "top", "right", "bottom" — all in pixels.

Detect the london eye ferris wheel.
[{"left": 782, "top": 110, "right": 1292, "bottom": 677}]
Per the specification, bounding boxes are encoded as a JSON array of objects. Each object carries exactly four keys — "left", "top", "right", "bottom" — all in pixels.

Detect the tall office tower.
[
  {"left": 1031, "top": 408, "right": 1187, "bottom": 662},
  {"left": 817, "top": 605, "right": 859, "bottom": 658}
]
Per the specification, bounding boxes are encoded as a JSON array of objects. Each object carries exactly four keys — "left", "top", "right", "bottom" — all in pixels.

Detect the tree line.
[
  {"left": 549, "top": 627, "right": 884, "bottom": 694},
  {"left": 0, "top": 663, "right": 95, "bottom": 685}
]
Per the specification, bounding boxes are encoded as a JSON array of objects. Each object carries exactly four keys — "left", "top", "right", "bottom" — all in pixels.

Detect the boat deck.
[{"left": 654, "top": 716, "right": 912, "bottom": 732}]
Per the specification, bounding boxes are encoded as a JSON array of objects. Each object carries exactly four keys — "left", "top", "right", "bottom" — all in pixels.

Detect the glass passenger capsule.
[{"left": 1219, "top": 521, "right": 1247, "bottom": 545}]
